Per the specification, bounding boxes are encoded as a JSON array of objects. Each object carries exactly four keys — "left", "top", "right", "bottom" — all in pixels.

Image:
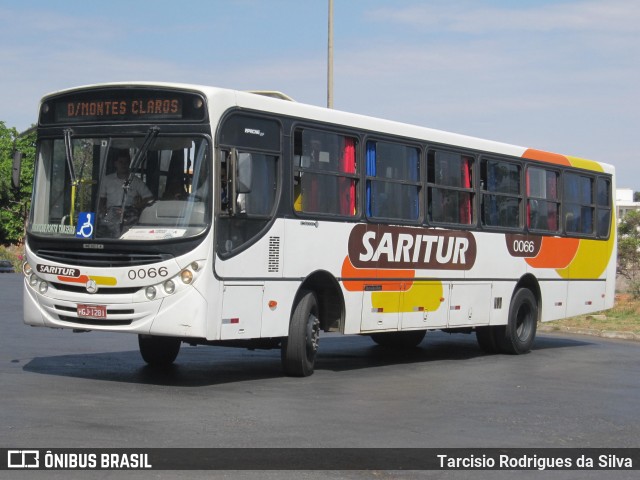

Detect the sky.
[{"left": 1, "top": 0, "right": 639, "bottom": 189}]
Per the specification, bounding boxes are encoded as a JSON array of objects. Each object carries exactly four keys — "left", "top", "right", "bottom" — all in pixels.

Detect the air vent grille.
[{"left": 268, "top": 236, "right": 280, "bottom": 273}]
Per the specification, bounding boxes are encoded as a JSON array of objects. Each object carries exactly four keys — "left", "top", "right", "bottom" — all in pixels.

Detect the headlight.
[
  {"left": 163, "top": 279, "right": 176, "bottom": 295},
  {"left": 145, "top": 286, "right": 157, "bottom": 300},
  {"left": 38, "top": 281, "right": 49, "bottom": 294},
  {"left": 23, "top": 262, "right": 33, "bottom": 276},
  {"left": 29, "top": 274, "right": 39, "bottom": 287}
]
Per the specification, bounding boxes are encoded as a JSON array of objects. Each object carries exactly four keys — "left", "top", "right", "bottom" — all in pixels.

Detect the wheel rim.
[{"left": 306, "top": 312, "right": 320, "bottom": 360}]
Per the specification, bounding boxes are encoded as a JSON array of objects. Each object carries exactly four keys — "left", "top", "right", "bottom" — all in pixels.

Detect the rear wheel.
[
  {"left": 501, "top": 288, "right": 538, "bottom": 354},
  {"left": 370, "top": 330, "right": 426, "bottom": 348},
  {"left": 281, "top": 290, "right": 320, "bottom": 377},
  {"left": 475, "top": 325, "right": 504, "bottom": 354},
  {"left": 138, "top": 335, "right": 181, "bottom": 367}
]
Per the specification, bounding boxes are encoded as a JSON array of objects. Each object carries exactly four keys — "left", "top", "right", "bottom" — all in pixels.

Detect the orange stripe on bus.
[
  {"left": 522, "top": 148, "right": 571, "bottom": 166},
  {"left": 525, "top": 237, "right": 579, "bottom": 269},
  {"left": 57, "top": 274, "right": 117, "bottom": 286},
  {"left": 58, "top": 274, "right": 90, "bottom": 284},
  {"left": 341, "top": 256, "right": 414, "bottom": 292}
]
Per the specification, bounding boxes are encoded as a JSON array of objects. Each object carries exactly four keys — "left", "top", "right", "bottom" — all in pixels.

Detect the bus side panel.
[
  {"left": 261, "top": 281, "right": 296, "bottom": 338},
  {"left": 220, "top": 284, "right": 264, "bottom": 340},
  {"left": 488, "top": 281, "right": 516, "bottom": 326},
  {"left": 448, "top": 283, "right": 492, "bottom": 328},
  {"left": 538, "top": 280, "right": 569, "bottom": 322},
  {"left": 566, "top": 281, "right": 607, "bottom": 318},
  {"left": 214, "top": 221, "right": 286, "bottom": 280},
  {"left": 342, "top": 289, "right": 363, "bottom": 335},
  {"left": 400, "top": 281, "right": 448, "bottom": 330}
]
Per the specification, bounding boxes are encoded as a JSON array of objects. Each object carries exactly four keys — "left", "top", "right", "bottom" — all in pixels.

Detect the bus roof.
[{"left": 39, "top": 81, "right": 614, "bottom": 174}]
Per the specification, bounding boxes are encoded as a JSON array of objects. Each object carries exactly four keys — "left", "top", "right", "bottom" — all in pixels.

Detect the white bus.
[{"left": 22, "top": 82, "right": 616, "bottom": 376}]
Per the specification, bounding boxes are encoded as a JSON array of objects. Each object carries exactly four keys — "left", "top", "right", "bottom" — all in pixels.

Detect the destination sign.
[
  {"left": 40, "top": 88, "right": 207, "bottom": 125},
  {"left": 63, "top": 98, "right": 181, "bottom": 119}
]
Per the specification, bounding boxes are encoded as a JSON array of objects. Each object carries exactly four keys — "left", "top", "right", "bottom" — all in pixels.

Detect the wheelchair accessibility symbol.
[{"left": 75, "top": 212, "right": 95, "bottom": 239}]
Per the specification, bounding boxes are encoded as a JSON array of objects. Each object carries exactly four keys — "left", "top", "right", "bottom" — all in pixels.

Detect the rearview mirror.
[{"left": 12, "top": 151, "right": 22, "bottom": 189}]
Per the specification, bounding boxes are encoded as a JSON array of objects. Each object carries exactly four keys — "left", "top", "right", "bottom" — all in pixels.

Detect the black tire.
[
  {"left": 475, "top": 325, "right": 505, "bottom": 354},
  {"left": 138, "top": 334, "right": 181, "bottom": 367},
  {"left": 501, "top": 288, "right": 538, "bottom": 354},
  {"left": 281, "top": 290, "right": 320, "bottom": 377},
  {"left": 370, "top": 330, "right": 426, "bottom": 348}
]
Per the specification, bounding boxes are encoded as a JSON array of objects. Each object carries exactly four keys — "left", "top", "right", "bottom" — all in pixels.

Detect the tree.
[
  {"left": 617, "top": 209, "right": 640, "bottom": 298},
  {"left": 0, "top": 121, "right": 35, "bottom": 245}
]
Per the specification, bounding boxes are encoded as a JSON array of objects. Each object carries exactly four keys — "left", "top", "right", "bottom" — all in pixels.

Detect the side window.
[
  {"left": 596, "top": 177, "right": 611, "bottom": 238},
  {"left": 526, "top": 166, "right": 560, "bottom": 233},
  {"left": 366, "top": 140, "right": 420, "bottom": 221},
  {"left": 427, "top": 150, "right": 474, "bottom": 225},
  {"left": 219, "top": 150, "right": 278, "bottom": 216},
  {"left": 293, "top": 129, "right": 357, "bottom": 216},
  {"left": 481, "top": 158, "right": 522, "bottom": 228},
  {"left": 564, "top": 172, "right": 594, "bottom": 235},
  {"left": 216, "top": 113, "right": 281, "bottom": 256}
]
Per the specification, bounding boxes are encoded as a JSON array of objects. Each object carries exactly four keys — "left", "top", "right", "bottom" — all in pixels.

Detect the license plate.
[{"left": 77, "top": 304, "right": 107, "bottom": 319}]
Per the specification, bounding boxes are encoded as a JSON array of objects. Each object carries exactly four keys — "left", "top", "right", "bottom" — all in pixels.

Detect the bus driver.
[
  {"left": 98, "top": 151, "right": 153, "bottom": 214},
  {"left": 98, "top": 151, "right": 154, "bottom": 235}
]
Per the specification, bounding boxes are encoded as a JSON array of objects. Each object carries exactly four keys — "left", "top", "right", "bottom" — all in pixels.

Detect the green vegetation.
[
  {"left": 0, "top": 121, "right": 35, "bottom": 245},
  {"left": 617, "top": 210, "right": 640, "bottom": 299}
]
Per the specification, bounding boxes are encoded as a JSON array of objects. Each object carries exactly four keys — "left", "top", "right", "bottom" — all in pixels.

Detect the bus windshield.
[{"left": 29, "top": 134, "right": 211, "bottom": 241}]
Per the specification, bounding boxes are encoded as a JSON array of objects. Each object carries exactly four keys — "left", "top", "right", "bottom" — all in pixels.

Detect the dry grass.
[{"left": 546, "top": 294, "right": 640, "bottom": 335}]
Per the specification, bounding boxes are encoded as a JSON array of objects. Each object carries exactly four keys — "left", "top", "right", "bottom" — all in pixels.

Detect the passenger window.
[
  {"left": 293, "top": 129, "right": 357, "bottom": 216},
  {"left": 564, "top": 172, "right": 594, "bottom": 235},
  {"left": 366, "top": 141, "right": 420, "bottom": 221},
  {"left": 596, "top": 177, "right": 611, "bottom": 238},
  {"left": 526, "top": 167, "right": 559, "bottom": 232},
  {"left": 427, "top": 150, "right": 474, "bottom": 225},
  {"left": 481, "top": 159, "right": 522, "bottom": 228}
]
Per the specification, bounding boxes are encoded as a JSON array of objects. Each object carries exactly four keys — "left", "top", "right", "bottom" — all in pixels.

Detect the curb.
[{"left": 539, "top": 325, "right": 640, "bottom": 342}]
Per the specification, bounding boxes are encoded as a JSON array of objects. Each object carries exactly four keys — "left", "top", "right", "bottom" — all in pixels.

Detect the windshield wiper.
[
  {"left": 124, "top": 126, "right": 160, "bottom": 192},
  {"left": 63, "top": 129, "right": 79, "bottom": 226},
  {"left": 119, "top": 126, "right": 159, "bottom": 227},
  {"left": 63, "top": 129, "right": 77, "bottom": 184}
]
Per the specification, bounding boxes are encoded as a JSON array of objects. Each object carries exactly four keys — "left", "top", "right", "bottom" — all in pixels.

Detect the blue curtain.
[{"left": 366, "top": 142, "right": 376, "bottom": 217}]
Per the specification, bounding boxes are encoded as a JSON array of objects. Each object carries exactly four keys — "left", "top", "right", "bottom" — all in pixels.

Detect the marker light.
[
  {"left": 145, "top": 286, "right": 157, "bottom": 300},
  {"left": 190, "top": 261, "right": 200, "bottom": 272},
  {"left": 180, "top": 269, "right": 193, "bottom": 284}
]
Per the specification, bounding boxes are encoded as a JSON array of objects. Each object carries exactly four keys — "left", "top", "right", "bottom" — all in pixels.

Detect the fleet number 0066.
[{"left": 127, "top": 267, "right": 169, "bottom": 280}]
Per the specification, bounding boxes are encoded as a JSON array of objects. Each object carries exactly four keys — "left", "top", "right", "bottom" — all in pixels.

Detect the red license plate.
[{"left": 77, "top": 304, "right": 107, "bottom": 319}]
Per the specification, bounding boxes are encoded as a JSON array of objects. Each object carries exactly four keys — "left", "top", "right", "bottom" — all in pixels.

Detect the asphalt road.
[{"left": 1, "top": 273, "right": 638, "bottom": 479}]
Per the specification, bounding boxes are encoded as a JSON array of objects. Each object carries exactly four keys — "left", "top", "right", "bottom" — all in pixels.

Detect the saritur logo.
[{"left": 348, "top": 224, "right": 477, "bottom": 270}]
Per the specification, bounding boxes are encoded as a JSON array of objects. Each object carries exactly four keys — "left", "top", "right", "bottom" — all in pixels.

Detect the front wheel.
[
  {"left": 138, "top": 335, "right": 181, "bottom": 367},
  {"left": 281, "top": 290, "right": 320, "bottom": 377},
  {"left": 501, "top": 288, "right": 538, "bottom": 354}
]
